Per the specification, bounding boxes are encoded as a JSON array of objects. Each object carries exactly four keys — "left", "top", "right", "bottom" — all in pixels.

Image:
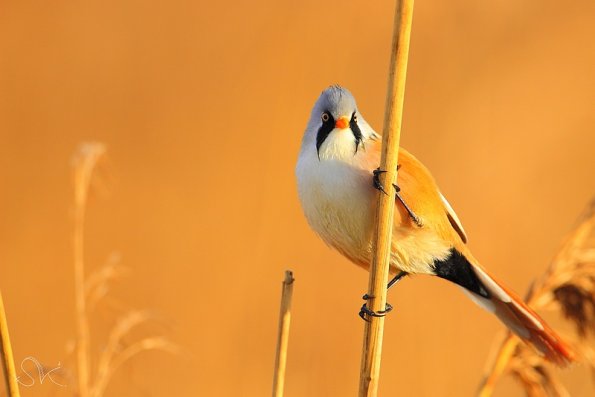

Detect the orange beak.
[{"left": 335, "top": 117, "right": 349, "bottom": 130}]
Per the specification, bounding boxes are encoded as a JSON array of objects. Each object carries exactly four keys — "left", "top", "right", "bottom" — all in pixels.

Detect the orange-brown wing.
[{"left": 394, "top": 148, "right": 468, "bottom": 243}]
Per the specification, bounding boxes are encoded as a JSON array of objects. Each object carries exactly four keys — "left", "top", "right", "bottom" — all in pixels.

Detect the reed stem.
[
  {"left": 358, "top": 1, "right": 415, "bottom": 396},
  {"left": 0, "top": 291, "right": 21, "bottom": 397},
  {"left": 272, "top": 271, "right": 295, "bottom": 397}
]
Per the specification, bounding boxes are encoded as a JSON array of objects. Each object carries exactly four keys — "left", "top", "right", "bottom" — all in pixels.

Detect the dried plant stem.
[
  {"left": 0, "top": 292, "right": 20, "bottom": 397},
  {"left": 72, "top": 143, "right": 106, "bottom": 397},
  {"left": 358, "top": 1, "right": 415, "bottom": 396},
  {"left": 74, "top": 170, "right": 91, "bottom": 397},
  {"left": 272, "top": 271, "right": 295, "bottom": 397},
  {"left": 477, "top": 333, "right": 517, "bottom": 397}
]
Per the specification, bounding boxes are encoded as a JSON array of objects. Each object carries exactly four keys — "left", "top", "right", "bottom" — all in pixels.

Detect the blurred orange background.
[{"left": 1, "top": 0, "right": 594, "bottom": 396}]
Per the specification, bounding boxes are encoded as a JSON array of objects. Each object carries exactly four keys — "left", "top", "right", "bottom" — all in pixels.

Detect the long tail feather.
[{"left": 469, "top": 264, "right": 575, "bottom": 366}]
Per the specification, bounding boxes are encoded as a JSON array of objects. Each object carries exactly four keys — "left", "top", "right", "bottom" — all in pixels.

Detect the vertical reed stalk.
[
  {"left": 272, "top": 271, "right": 295, "bottom": 397},
  {"left": 72, "top": 143, "right": 106, "bottom": 397},
  {"left": 358, "top": 1, "right": 415, "bottom": 396},
  {"left": 0, "top": 291, "right": 21, "bottom": 397}
]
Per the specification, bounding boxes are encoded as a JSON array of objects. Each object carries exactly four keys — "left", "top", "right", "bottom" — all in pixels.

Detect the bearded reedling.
[{"left": 296, "top": 85, "right": 575, "bottom": 365}]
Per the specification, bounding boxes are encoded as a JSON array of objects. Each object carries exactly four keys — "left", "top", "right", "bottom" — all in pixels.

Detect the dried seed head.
[{"left": 553, "top": 283, "right": 595, "bottom": 338}]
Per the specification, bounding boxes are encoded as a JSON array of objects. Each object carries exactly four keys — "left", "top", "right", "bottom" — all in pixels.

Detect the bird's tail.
[{"left": 463, "top": 261, "right": 575, "bottom": 366}]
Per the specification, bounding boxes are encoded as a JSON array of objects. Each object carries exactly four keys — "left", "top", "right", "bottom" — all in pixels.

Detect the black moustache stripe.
[
  {"left": 316, "top": 113, "right": 335, "bottom": 159},
  {"left": 350, "top": 114, "right": 363, "bottom": 153}
]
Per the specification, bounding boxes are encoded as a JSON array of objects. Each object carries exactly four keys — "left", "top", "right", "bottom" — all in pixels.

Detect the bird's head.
[{"left": 302, "top": 85, "right": 376, "bottom": 161}]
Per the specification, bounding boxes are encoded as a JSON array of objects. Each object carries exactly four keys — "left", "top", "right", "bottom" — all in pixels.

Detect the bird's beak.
[{"left": 335, "top": 117, "right": 350, "bottom": 130}]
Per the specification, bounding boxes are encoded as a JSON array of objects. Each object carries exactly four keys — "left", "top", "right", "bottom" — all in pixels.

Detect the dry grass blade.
[
  {"left": 478, "top": 198, "right": 595, "bottom": 397},
  {"left": 0, "top": 292, "right": 21, "bottom": 397}
]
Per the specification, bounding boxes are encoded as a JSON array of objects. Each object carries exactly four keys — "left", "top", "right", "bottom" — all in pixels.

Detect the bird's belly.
[
  {"left": 296, "top": 158, "right": 451, "bottom": 274},
  {"left": 311, "top": 193, "right": 375, "bottom": 268},
  {"left": 297, "top": 159, "right": 376, "bottom": 267}
]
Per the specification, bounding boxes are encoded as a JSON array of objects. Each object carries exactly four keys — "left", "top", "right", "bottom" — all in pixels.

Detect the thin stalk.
[
  {"left": 72, "top": 143, "right": 105, "bottom": 397},
  {"left": 477, "top": 334, "right": 517, "bottom": 397},
  {"left": 0, "top": 291, "right": 21, "bottom": 397},
  {"left": 358, "top": 1, "right": 415, "bottom": 396},
  {"left": 74, "top": 160, "right": 91, "bottom": 397},
  {"left": 272, "top": 271, "right": 295, "bottom": 397}
]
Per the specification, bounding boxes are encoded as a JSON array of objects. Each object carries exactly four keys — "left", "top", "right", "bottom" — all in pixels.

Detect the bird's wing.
[
  {"left": 390, "top": 147, "right": 468, "bottom": 243},
  {"left": 440, "top": 192, "right": 468, "bottom": 243}
]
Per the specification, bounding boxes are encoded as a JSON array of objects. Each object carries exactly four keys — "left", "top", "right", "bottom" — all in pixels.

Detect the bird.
[{"left": 295, "top": 85, "right": 575, "bottom": 366}]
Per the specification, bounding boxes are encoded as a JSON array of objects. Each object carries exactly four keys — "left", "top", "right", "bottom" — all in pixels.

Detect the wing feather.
[{"left": 440, "top": 192, "right": 468, "bottom": 243}]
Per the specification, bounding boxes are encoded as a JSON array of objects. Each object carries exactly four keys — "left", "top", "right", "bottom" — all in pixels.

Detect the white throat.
[{"left": 317, "top": 128, "right": 363, "bottom": 162}]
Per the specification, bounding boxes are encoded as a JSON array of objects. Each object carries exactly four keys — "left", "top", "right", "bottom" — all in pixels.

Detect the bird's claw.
[
  {"left": 373, "top": 166, "right": 403, "bottom": 196},
  {"left": 372, "top": 168, "right": 389, "bottom": 196},
  {"left": 359, "top": 294, "right": 394, "bottom": 322}
]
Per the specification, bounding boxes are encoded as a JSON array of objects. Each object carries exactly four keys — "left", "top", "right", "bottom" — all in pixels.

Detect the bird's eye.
[
  {"left": 321, "top": 112, "right": 330, "bottom": 122},
  {"left": 352, "top": 113, "right": 358, "bottom": 123}
]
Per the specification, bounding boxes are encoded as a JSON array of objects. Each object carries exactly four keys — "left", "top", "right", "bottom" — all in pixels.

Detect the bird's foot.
[
  {"left": 372, "top": 168, "right": 389, "bottom": 195},
  {"left": 359, "top": 294, "right": 393, "bottom": 322},
  {"left": 372, "top": 165, "right": 402, "bottom": 195}
]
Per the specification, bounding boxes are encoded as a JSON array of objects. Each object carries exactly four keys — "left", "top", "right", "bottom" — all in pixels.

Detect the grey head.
[
  {"left": 315, "top": 85, "right": 358, "bottom": 119},
  {"left": 307, "top": 85, "right": 374, "bottom": 159}
]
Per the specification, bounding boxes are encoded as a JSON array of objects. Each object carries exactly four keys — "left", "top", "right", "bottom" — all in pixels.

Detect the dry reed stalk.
[
  {"left": 0, "top": 292, "right": 20, "bottom": 397},
  {"left": 272, "top": 271, "right": 295, "bottom": 397},
  {"left": 72, "top": 143, "right": 106, "bottom": 397},
  {"left": 478, "top": 198, "right": 595, "bottom": 396},
  {"left": 71, "top": 143, "right": 179, "bottom": 397},
  {"left": 358, "top": 1, "right": 415, "bottom": 396}
]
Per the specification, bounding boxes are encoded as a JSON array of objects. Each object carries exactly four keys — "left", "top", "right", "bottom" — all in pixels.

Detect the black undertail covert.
[{"left": 433, "top": 249, "right": 490, "bottom": 298}]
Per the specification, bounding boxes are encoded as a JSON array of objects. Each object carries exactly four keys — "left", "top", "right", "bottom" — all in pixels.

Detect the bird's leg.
[
  {"left": 372, "top": 166, "right": 423, "bottom": 227},
  {"left": 359, "top": 271, "right": 408, "bottom": 321},
  {"left": 393, "top": 184, "right": 423, "bottom": 227},
  {"left": 387, "top": 270, "right": 408, "bottom": 290}
]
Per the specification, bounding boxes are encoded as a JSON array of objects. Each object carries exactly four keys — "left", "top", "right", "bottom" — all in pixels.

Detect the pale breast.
[{"left": 296, "top": 152, "right": 376, "bottom": 265}]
